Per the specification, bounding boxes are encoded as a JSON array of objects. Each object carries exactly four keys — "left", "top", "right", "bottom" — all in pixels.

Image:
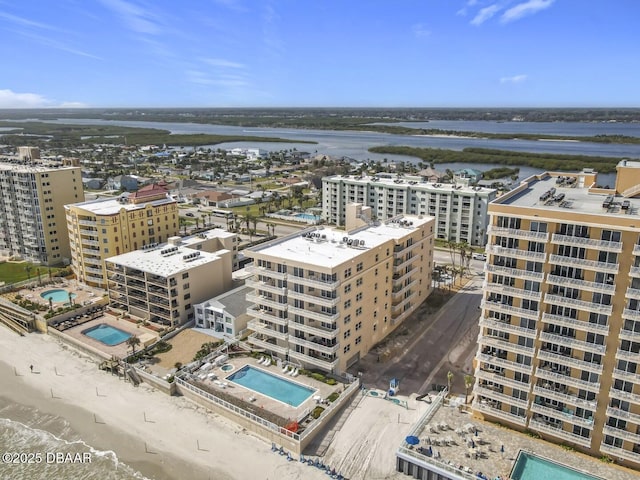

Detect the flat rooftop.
[
  {"left": 181, "top": 228, "right": 235, "bottom": 246},
  {"left": 325, "top": 174, "right": 495, "bottom": 194},
  {"left": 248, "top": 215, "right": 432, "bottom": 268},
  {"left": 68, "top": 195, "right": 175, "bottom": 215},
  {"left": 495, "top": 173, "right": 640, "bottom": 218},
  {"left": 0, "top": 161, "right": 79, "bottom": 173}
]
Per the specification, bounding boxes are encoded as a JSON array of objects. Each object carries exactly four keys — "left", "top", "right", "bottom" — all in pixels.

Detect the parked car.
[
  {"left": 185, "top": 212, "right": 195, "bottom": 217},
  {"left": 472, "top": 253, "right": 487, "bottom": 261}
]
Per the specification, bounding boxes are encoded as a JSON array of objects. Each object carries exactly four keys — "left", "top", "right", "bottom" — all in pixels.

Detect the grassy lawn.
[{"left": 0, "top": 262, "right": 64, "bottom": 284}]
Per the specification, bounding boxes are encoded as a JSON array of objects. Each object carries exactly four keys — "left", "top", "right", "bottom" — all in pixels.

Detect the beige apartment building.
[
  {"left": 105, "top": 231, "right": 234, "bottom": 327},
  {"left": 473, "top": 162, "right": 640, "bottom": 469},
  {"left": 0, "top": 161, "right": 83, "bottom": 265},
  {"left": 65, "top": 184, "right": 179, "bottom": 288},
  {"left": 245, "top": 207, "right": 434, "bottom": 374}
]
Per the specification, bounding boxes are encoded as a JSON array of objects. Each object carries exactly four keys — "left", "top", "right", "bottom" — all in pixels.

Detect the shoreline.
[{"left": 0, "top": 327, "right": 326, "bottom": 480}]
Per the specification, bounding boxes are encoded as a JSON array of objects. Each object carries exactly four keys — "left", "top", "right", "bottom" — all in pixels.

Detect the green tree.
[
  {"left": 127, "top": 336, "right": 141, "bottom": 357},
  {"left": 447, "top": 370, "right": 454, "bottom": 395},
  {"left": 464, "top": 374, "right": 474, "bottom": 404}
]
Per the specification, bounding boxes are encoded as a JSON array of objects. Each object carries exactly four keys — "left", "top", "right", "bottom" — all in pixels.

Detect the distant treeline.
[
  {"left": 410, "top": 129, "right": 640, "bottom": 145},
  {"left": 482, "top": 167, "right": 520, "bottom": 180},
  {"left": 368, "top": 146, "right": 624, "bottom": 173}
]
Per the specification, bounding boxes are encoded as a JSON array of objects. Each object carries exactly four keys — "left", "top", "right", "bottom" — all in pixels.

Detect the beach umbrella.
[
  {"left": 405, "top": 435, "right": 420, "bottom": 445},
  {"left": 500, "top": 444, "right": 505, "bottom": 453}
]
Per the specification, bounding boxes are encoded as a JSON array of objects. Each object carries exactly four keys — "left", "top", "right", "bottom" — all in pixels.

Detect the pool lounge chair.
[
  {"left": 282, "top": 364, "right": 290, "bottom": 373},
  {"left": 263, "top": 357, "right": 272, "bottom": 366},
  {"left": 257, "top": 356, "right": 265, "bottom": 364},
  {"left": 291, "top": 368, "right": 299, "bottom": 377}
]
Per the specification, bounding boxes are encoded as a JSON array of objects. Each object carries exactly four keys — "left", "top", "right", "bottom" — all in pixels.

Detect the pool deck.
[
  {"left": 404, "top": 396, "right": 639, "bottom": 480},
  {"left": 190, "top": 356, "right": 341, "bottom": 421},
  {"left": 14, "top": 280, "right": 107, "bottom": 308}
]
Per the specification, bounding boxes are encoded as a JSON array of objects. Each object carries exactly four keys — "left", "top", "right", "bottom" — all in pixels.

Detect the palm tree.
[
  {"left": 126, "top": 336, "right": 141, "bottom": 357},
  {"left": 208, "top": 212, "right": 213, "bottom": 226},
  {"left": 447, "top": 370, "right": 454, "bottom": 395},
  {"left": 464, "top": 374, "right": 474, "bottom": 404}
]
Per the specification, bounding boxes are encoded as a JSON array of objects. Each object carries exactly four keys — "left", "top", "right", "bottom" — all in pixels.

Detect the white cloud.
[
  {"left": 501, "top": 0, "right": 555, "bottom": 23},
  {"left": 0, "top": 89, "right": 85, "bottom": 108},
  {"left": 500, "top": 74, "right": 528, "bottom": 84},
  {"left": 412, "top": 23, "right": 431, "bottom": 38},
  {"left": 99, "top": 0, "right": 161, "bottom": 34},
  {"left": 202, "top": 58, "right": 246, "bottom": 69},
  {"left": 471, "top": 4, "right": 501, "bottom": 26}
]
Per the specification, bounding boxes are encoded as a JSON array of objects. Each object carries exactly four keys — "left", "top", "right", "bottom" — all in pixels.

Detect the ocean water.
[{"left": 0, "top": 400, "right": 149, "bottom": 480}]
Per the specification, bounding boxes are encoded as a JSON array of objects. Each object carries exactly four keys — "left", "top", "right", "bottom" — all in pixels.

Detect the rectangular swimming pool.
[
  {"left": 226, "top": 365, "right": 315, "bottom": 407},
  {"left": 83, "top": 324, "right": 132, "bottom": 346},
  {"left": 511, "top": 451, "right": 603, "bottom": 480}
]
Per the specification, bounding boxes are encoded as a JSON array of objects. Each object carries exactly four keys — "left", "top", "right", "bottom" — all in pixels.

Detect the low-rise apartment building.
[
  {"left": 322, "top": 174, "right": 496, "bottom": 246},
  {"left": 194, "top": 285, "right": 252, "bottom": 339},
  {"left": 244, "top": 212, "right": 434, "bottom": 374},
  {"left": 473, "top": 163, "right": 640, "bottom": 469},
  {"left": 105, "top": 233, "right": 233, "bottom": 327},
  {"left": 65, "top": 184, "right": 179, "bottom": 288},
  {"left": 0, "top": 161, "right": 83, "bottom": 265}
]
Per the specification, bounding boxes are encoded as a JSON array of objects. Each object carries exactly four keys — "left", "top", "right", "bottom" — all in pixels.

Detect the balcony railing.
[
  {"left": 541, "top": 313, "right": 609, "bottom": 335},
  {"left": 247, "top": 320, "right": 288, "bottom": 341},
  {"left": 247, "top": 307, "right": 287, "bottom": 326},
  {"left": 548, "top": 254, "right": 619, "bottom": 274},
  {"left": 482, "top": 301, "right": 540, "bottom": 321},
  {"left": 481, "top": 336, "right": 535, "bottom": 356},
  {"left": 613, "top": 368, "right": 640, "bottom": 384},
  {"left": 245, "top": 264, "right": 287, "bottom": 280},
  {"left": 479, "top": 318, "right": 538, "bottom": 339},
  {"left": 287, "top": 336, "right": 339, "bottom": 355},
  {"left": 629, "top": 266, "right": 640, "bottom": 278},
  {"left": 475, "top": 385, "right": 529, "bottom": 409},
  {"left": 537, "top": 349, "right": 603, "bottom": 374},
  {"left": 535, "top": 367, "right": 600, "bottom": 393},
  {"left": 472, "top": 401, "right": 528, "bottom": 426},
  {"left": 620, "top": 328, "right": 640, "bottom": 342},
  {"left": 247, "top": 333, "right": 288, "bottom": 356},
  {"left": 634, "top": 244, "right": 640, "bottom": 256},
  {"left": 616, "top": 349, "right": 640, "bottom": 362},
  {"left": 484, "top": 282, "right": 542, "bottom": 301},
  {"left": 543, "top": 294, "right": 612, "bottom": 315},
  {"left": 246, "top": 294, "right": 288, "bottom": 311},
  {"left": 599, "top": 443, "right": 640, "bottom": 465},
  {"left": 546, "top": 274, "right": 615, "bottom": 294},
  {"left": 287, "top": 290, "right": 340, "bottom": 308},
  {"left": 529, "top": 419, "right": 592, "bottom": 448},
  {"left": 551, "top": 234, "right": 622, "bottom": 252},
  {"left": 609, "top": 387, "right": 640, "bottom": 406},
  {"left": 288, "top": 274, "right": 339, "bottom": 290},
  {"left": 487, "top": 245, "right": 546, "bottom": 262},
  {"left": 488, "top": 226, "right": 549, "bottom": 242},
  {"left": 606, "top": 406, "right": 640, "bottom": 426},
  {"left": 539, "top": 331, "right": 606, "bottom": 355},
  {"left": 533, "top": 385, "right": 597, "bottom": 410},
  {"left": 484, "top": 264, "right": 544, "bottom": 281},
  {"left": 246, "top": 279, "right": 286, "bottom": 295},
  {"left": 477, "top": 353, "right": 533, "bottom": 374},
  {"left": 288, "top": 350, "right": 338, "bottom": 372},
  {"left": 289, "top": 319, "right": 339, "bottom": 339},
  {"left": 476, "top": 369, "right": 532, "bottom": 391},
  {"left": 622, "top": 308, "right": 640, "bottom": 322},
  {"left": 531, "top": 403, "right": 594, "bottom": 429},
  {"left": 602, "top": 425, "right": 640, "bottom": 445},
  {"left": 626, "top": 287, "right": 640, "bottom": 301},
  {"left": 287, "top": 305, "right": 339, "bottom": 323}
]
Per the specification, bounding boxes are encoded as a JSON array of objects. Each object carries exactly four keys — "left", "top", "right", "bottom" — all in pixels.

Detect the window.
[
  {"left": 184, "top": 293, "right": 191, "bottom": 300},
  {"left": 344, "top": 329, "right": 351, "bottom": 339},
  {"left": 355, "top": 307, "right": 362, "bottom": 316},
  {"left": 182, "top": 273, "right": 189, "bottom": 279},
  {"left": 344, "top": 268, "right": 352, "bottom": 278},
  {"left": 344, "top": 299, "right": 351, "bottom": 309},
  {"left": 344, "top": 314, "right": 351, "bottom": 324},
  {"left": 355, "top": 321, "right": 362, "bottom": 331},
  {"left": 343, "top": 344, "right": 351, "bottom": 354},
  {"left": 356, "top": 292, "right": 363, "bottom": 302},
  {"left": 356, "top": 262, "right": 363, "bottom": 272},
  {"left": 355, "top": 336, "right": 361, "bottom": 345},
  {"left": 356, "top": 278, "right": 363, "bottom": 287},
  {"left": 344, "top": 284, "right": 351, "bottom": 294}
]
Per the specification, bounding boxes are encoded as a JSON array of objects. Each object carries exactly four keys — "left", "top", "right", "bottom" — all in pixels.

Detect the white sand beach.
[{"left": 0, "top": 327, "right": 328, "bottom": 480}]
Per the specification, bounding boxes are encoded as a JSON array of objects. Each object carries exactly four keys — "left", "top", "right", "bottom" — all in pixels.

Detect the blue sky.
[{"left": 0, "top": 0, "right": 638, "bottom": 108}]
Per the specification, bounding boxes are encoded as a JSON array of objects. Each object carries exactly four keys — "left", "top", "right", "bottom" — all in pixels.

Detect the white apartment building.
[
  {"left": 105, "top": 234, "right": 233, "bottom": 327},
  {"left": 194, "top": 285, "right": 252, "bottom": 339},
  {"left": 322, "top": 174, "right": 496, "bottom": 246},
  {"left": 0, "top": 162, "right": 83, "bottom": 265},
  {"left": 244, "top": 214, "right": 434, "bottom": 374}
]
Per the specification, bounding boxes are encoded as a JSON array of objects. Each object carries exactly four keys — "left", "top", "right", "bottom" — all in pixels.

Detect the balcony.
[
  {"left": 535, "top": 367, "right": 600, "bottom": 393},
  {"left": 481, "top": 300, "right": 540, "bottom": 321},
  {"left": 246, "top": 294, "right": 288, "bottom": 311},
  {"left": 543, "top": 294, "right": 612, "bottom": 316},
  {"left": 288, "top": 274, "right": 339, "bottom": 290},
  {"left": 626, "top": 287, "right": 640, "bottom": 301},
  {"left": 541, "top": 313, "right": 609, "bottom": 335},
  {"left": 613, "top": 368, "right": 640, "bottom": 384},
  {"left": 533, "top": 385, "right": 597, "bottom": 410},
  {"left": 247, "top": 333, "right": 288, "bottom": 356},
  {"left": 476, "top": 369, "right": 531, "bottom": 391},
  {"left": 289, "top": 319, "right": 339, "bottom": 339},
  {"left": 477, "top": 353, "right": 533, "bottom": 374},
  {"left": 78, "top": 219, "right": 95, "bottom": 227},
  {"left": 479, "top": 318, "right": 538, "bottom": 339},
  {"left": 599, "top": 443, "right": 640, "bottom": 465},
  {"left": 287, "top": 305, "right": 339, "bottom": 323},
  {"left": 634, "top": 244, "right": 640, "bottom": 256},
  {"left": 622, "top": 308, "right": 640, "bottom": 322},
  {"left": 85, "top": 266, "right": 104, "bottom": 275},
  {"left": 610, "top": 387, "right": 640, "bottom": 406},
  {"left": 287, "top": 290, "right": 340, "bottom": 308},
  {"left": 245, "top": 264, "right": 287, "bottom": 280},
  {"left": 394, "top": 254, "right": 419, "bottom": 271},
  {"left": 481, "top": 336, "right": 535, "bottom": 356},
  {"left": 531, "top": 403, "right": 594, "bottom": 429},
  {"left": 616, "top": 349, "right": 640, "bottom": 362},
  {"left": 488, "top": 226, "right": 549, "bottom": 242},
  {"left": 548, "top": 254, "right": 619, "bottom": 274},
  {"left": 484, "top": 282, "right": 542, "bottom": 301},
  {"left": 602, "top": 425, "right": 640, "bottom": 445},
  {"left": 537, "top": 349, "right": 603, "bottom": 374},
  {"left": 288, "top": 336, "right": 339, "bottom": 355},
  {"left": 629, "top": 266, "right": 640, "bottom": 278},
  {"left": 539, "top": 331, "right": 606, "bottom": 355},
  {"left": 484, "top": 264, "right": 544, "bottom": 281},
  {"left": 146, "top": 275, "right": 167, "bottom": 287},
  {"left": 487, "top": 245, "right": 546, "bottom": 262},
  {"left": 546, "top": 274, "right": 615, "bottom": 295},
  {"left": 246, "top": 279, "right": 286, "bottom": 296},
  {"left": 551, "top": 234, "right": 622, "bottom": 252},
  {"left": 247, "top": 319, "right": 288, "bottom": 341},
  {"left": 288, "top": 350, "right": 338, "bottom": 372},
  {"left": 472, "top": 400, "right": 528, "bottom": 426},
  {"left": 529, "top": 419, "right": 592, "bottom": 448},
  {"left": 80, "top": 238, "right": 100, "bottom": 247},
  {"left": 148, "top": 296, "right": 169, "bottom": 308},
  {"left": 620, "top": 329, "right": 640, "bottom": 342},
  {"left": 606, "top": 406, "right": 640, "bottom": 426},
  {"left": 475, "top": 385, "right": 529, "bottom": 409},
  {"left": 247, "top": 307, "right": 287, "bottom": 327}
]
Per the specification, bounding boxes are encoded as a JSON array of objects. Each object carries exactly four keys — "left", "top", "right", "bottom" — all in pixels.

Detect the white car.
[{"left": 472, "top": 253, "right": 487, "bottom": 261}]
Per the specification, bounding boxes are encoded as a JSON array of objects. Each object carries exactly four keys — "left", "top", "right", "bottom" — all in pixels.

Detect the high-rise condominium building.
[
  {"left": 473, "top": 163, "right": 640, "bottom": 469},
  {"left": 0, "top": 162, "right": 83, "bottom": 265},
  {"left": 322, "top": 173, "right": 496, "bottom": 246},
  {"left": 245, "top": 209, "right": 434, "bottom": 374},
  {"left": 65, "top": 184, "right": 179, "bottom": 288}
]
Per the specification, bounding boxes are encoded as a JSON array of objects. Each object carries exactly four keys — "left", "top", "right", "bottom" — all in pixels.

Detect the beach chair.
[
  {"left": 283, "top": 364, "right": 290, "bottom": 373},
  {"left": 291, "top": 368, "right": 299, "bottom": 377},
  {"left": 264, "top": 357, "right": 272, "bottom": 366},
  {"left": 288, "top": 367, "right": 296, "bottom": 376},
  {"left": 258, "top": 356, "right": 265, "bottom": 364}
]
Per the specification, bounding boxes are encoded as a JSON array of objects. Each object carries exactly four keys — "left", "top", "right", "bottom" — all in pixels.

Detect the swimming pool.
[
  {"left": 226, "top": 365, "right": 315, "bottom": 407},
  {"left": 295, "top": 213, "right": 321, "bottom": 222},
  {"left": 41, "top": 289, "right": 77, "bottom": 303},
  {"left": 83, "top": 324, "right": 132, "bottom": 346},
  {"left": 511, "top": 451, "right": 603, "bottom": 480}
]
